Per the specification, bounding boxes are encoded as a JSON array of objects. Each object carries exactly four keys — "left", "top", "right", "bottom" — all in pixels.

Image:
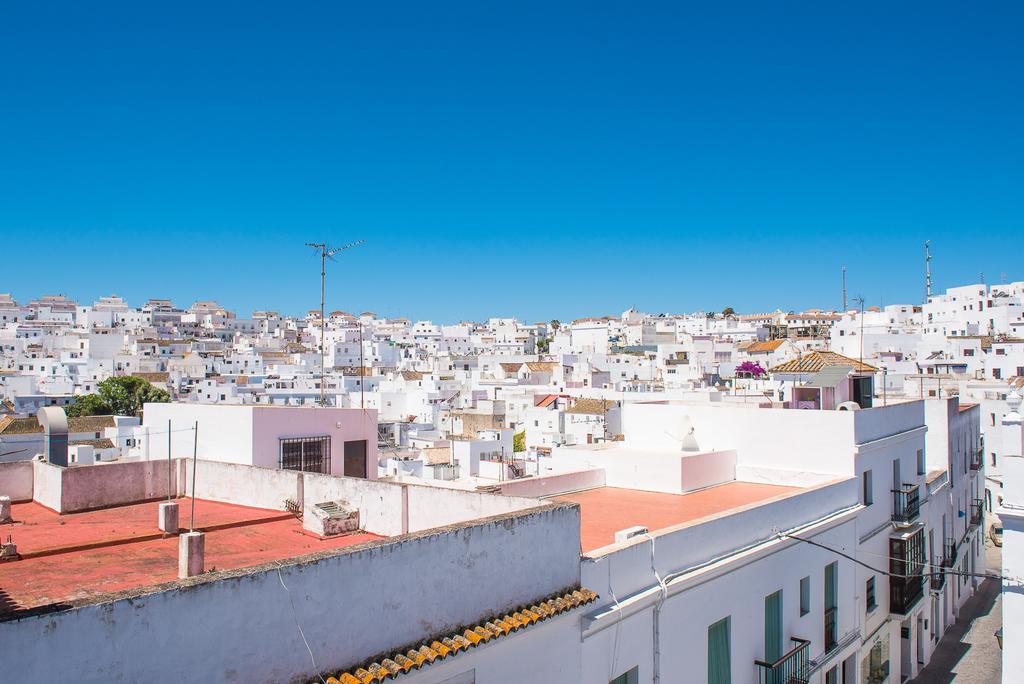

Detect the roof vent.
[
  {"left": 614, "top": 525, "right": 649, "bottom": 544},
  {"left": 837, "top": 401, "right": 861, "bottom": 411},
  {"left": 304, "top": 500, "right": 359, "bottom": 537}
]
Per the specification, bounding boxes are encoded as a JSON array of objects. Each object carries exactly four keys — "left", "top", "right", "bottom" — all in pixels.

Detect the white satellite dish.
[{"left": 664, "top": 415, "right": 700, "bottom": 452}]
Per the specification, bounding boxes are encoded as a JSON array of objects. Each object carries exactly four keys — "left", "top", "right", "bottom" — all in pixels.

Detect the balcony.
[
  {"left": 943, "top": 537, "right": 958, "bottom": 567},
  {"left": 824, "top": 607, "right": 837, "bottom": 653},
  {"left": 930, "top": 557, "right": 946, "bottom": 591},
  {"left": 890, "top": 530, "right": 926, "bottom": 615},
  {"left": 970, "top": 499, "right": 983, "bottom": 529},
  {"left": 890, "top": 574, "right": 925, "bottom": 615},
  {"left": 891, "top": 484, "right": 921, "bottom": 524},
  {"left": 969, "top": 448, "right": 982, "bottom": 471},
  {"left": 756, "top": 638, "right": 811, "bottom": 684}
]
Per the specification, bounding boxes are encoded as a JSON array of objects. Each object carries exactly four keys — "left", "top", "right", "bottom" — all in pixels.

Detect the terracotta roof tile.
[
  {"left": 325, "top": 588, "right": 597, "bottom": 683},
  {"left": 566, "top": 398, "right": 616, "bottom": 415},
  {"left": 746, "top": 340, "right": 786, "bottom": 353},
  {"left": 769, "top": 350, "right": 877, "bottom": 373}
]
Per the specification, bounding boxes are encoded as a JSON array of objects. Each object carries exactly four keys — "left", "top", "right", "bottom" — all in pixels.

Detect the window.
[
  {"left": 764, "top": 591, "right": 783, "bottom": 663},
  {"left": 825, "top": 666, "right": 838, "bottom": 684},
  {"left": 992, "top": 453, "right": 998, "bottom": 467},
  {"left": 863, "top": 470, "right": 873, "bottom": 506},
  {"left": 279, "top": 436, "right": 331, "bottom": 474},
  {"left": 610, "top": 667, "right": 638, "bottom": 684},
  {"left": 917, "top": 449, "right": 925, "bottom": 476},
  {"left": 866, "top": 577, "right": 876, "bottom": 612},
  {"left": 707, "top": 617, "right": 731, "bottom": 684},
  {"left": 800, "top": 576, "right": 810, "bottom": 616},
  {"left": 824, "top": 562, "right": 838, "bottom": 651}
]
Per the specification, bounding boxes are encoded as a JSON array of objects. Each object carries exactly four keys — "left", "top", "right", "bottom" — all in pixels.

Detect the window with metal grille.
[{"left": 279, "top": 436, "right": 331, "bottom": 474}]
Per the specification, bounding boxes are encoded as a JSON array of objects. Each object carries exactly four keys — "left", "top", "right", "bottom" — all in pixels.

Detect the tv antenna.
[{"left": 306, "top": 240, "right": 366, "bottom": 406}]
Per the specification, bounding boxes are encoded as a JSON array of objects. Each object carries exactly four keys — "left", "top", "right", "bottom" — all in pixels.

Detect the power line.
[{"left": 782, "top": 532, "right": 1018, "bottom": 584}]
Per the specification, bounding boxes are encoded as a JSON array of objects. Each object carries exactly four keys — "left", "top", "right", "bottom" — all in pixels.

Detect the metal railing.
[
  {"left": 755, "top": 637, "right": 811, "bottom": 684},
  {"left": 890, "top": 574, "right": 924, "bottom": 615},
  {"left": 891, "top": 484, "right": 921, "bottom": 524},
  {"left": 930, "top": 556, "right": 946, "bottom": 591},
  {"left": 970, "top": 449, "right": 982, "bottom": 471},
  {"left": 970, "top": 499, "right": 983, "bottom": 528},
  {"left": 824, "top": 607, "right": 838, "bottom": 653},
  {"left": 943, "top": 537, "right": 958, "bottom": 567}
]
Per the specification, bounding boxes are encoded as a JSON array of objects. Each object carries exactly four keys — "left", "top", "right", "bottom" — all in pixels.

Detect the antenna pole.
[
  {"left": 305, "top": 239, "right": 365, "bottom": 407},
  {"left": 320, "top": 246, "right": 326, "bottom": 406},
  {"left": 167, "top": 419, "right": 172, "bottom": 502},
  {"left": 190, "top": 421, "right": 198, "bottom": 531},
  {"left": 359, "top": 321, "right": 365, "bottom": 409},
  {"left": 924, "top": 240, "right": 932, "bottom": 303},
  {"left": 841, "top": 266, "right": 847, "bottom": 311}
]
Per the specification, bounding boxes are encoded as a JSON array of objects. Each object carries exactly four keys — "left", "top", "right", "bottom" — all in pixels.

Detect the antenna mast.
[
  {"left": 924, "top": 240, "right": 932, "bottom": 302},
  {"left": 305, "top": 240, "right": 366, "bottom": 406},
  {"left": 841, "top": 266, "right": 847, "bottom": 311}
]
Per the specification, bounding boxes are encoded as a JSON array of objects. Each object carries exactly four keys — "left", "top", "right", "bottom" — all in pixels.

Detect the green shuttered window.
[{"left": 708, "top": 616, "right": 731, "bottom": 684}]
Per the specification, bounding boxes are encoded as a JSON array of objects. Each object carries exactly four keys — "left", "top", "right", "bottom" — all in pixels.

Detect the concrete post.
[
  {"left": 178, "top": 531, "right": 205, "bottom": 578},
  {"left": 159, "top": 501, "right": 179, "bottom": 533}
]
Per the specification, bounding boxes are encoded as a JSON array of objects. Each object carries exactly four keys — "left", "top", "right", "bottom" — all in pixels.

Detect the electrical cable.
[
  {"left": 277, "top": 567, "right": 327, "bottom": 684},
  {"left": 781, "top": 532, "right": 1020, "bottom": 584}
]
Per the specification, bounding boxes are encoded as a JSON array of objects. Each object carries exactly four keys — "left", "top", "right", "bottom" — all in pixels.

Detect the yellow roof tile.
[{"left": 325, "top": 588, "right": 598, "bottom": 682}]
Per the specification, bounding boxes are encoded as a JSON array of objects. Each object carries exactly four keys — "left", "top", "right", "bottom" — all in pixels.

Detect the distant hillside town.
[{"left": 1, "top": 279, "right": 1021, "bottom": 682}]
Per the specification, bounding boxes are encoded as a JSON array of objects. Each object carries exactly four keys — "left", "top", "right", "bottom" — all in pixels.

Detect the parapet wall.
[{"left": 0, "top": 502, "right": 582, "bottom": 683}]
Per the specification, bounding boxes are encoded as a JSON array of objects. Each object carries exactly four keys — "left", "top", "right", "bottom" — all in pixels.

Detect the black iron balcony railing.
[
  {"left": 970, "top": 499, "right": 983, "bottom": 528},
  {"left": 970, "top": 448, "right": 982, "bottom": 471},
  {"left": 891, "top": 484, "right": 921, "bottom": 524},
  {"left": 824, "top": 607, "right": 838, "bottom": 653},
  {"left": 930, "top": 557, "right": 946, "bottom": 591},
  {"left": 755, "top": 637, "right": 811, "bottom": 684},
  {"left": 943, "top": 537, "right": 958, "bottom": 567},
  {"left": 890, "top": 574, "right": 925, "bottom": 614}
]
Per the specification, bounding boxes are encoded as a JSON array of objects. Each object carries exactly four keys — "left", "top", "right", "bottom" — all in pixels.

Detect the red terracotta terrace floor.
[
  {"left": 0, "top": 499, "right": 381, "bottom": 617},
  {"left": 553, "top": 482, "right": 801, "bottom": 553}
]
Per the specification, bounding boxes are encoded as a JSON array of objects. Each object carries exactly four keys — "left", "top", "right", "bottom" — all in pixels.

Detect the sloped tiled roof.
[
  {"left": 567, "top": 398, "right": 616, "bottom": 415},
  {"left": 0, "top": 415, "right": 117, "bottom": 435},
  {"left": 70, "top": 438, "right": 116, "bottom": 449},
  {"left": 325, "top": 588, "right": 598, "bottom": 684},
  {"left": 132, "top": 372, "right": 169, "bottom": 383},
  {"left": 499, "top": 362, "right": 522, "bottom": 374},
  {"left": 399, "top": 371, "right": 424, "bottom": 381},
  {"left": 746, "top": 340, "right": 787, "bottom": 353},
  {"left": 524, "top": 362, "right": 558, "bottom": 372},
  {"left": 769, "top": 350, "right": 877, "bottom": 374}
]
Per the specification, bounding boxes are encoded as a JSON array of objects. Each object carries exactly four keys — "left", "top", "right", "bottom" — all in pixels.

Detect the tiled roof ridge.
[{"left": 323, "top": 587, "right": 598, "bottom": 684}]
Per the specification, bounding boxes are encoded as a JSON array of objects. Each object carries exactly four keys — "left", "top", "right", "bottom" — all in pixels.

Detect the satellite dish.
[{"left": 664, "top": 415, "right": 701, "bottom": 452}]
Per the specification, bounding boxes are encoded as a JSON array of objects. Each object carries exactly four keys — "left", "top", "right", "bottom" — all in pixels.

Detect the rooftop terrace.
[
  {"left": 554, "top": 481, "right": 801, "bottom": 553},
  {"left": 0, "top": 498, "right": 381, "bottom": 617}
]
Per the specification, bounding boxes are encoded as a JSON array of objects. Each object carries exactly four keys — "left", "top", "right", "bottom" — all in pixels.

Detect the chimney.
[{"left": 37, "top": 407, "right": 69, "bottom": 467}]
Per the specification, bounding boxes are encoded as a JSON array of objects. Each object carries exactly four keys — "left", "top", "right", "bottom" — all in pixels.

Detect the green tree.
[
  {"left": 64, "top": 393, "right": 112, "bottom": 417},
  {"left": 513, "top": 431, "right": 526, "bottom": 453},
  {"left": 549, "top": 319, "right": 560, "bottom": 331},
  {"left": 65, "top": 376, "right": 170, "bottom": 417},
  {"left": 722, "top": 307, "right": 735, "bottom": 316},
  {"left": 536, "top": 337, "right": 551, "bottom": 353}
]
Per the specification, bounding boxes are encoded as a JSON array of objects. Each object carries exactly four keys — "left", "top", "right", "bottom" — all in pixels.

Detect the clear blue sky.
[{"left": 2, "top": 2, "right": 1021, "bottom": 322}]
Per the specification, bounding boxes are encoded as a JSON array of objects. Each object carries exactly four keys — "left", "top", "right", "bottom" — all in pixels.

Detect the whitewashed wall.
[{"left": 0, "top": 504, "right": 581, "bottom": 684}]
